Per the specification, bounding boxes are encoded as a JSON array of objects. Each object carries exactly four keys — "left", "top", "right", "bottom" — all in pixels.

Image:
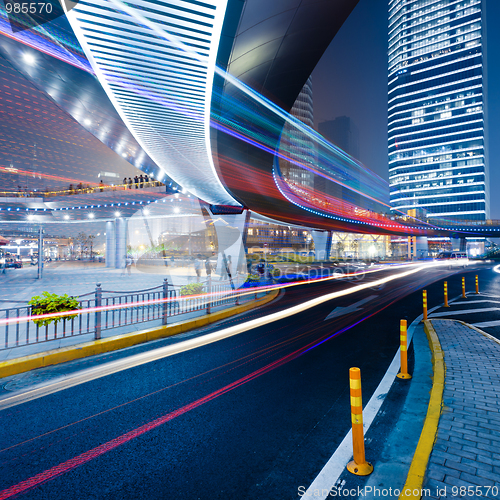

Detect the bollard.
[
  {"left": 475, "top": 275, "right": 479, "bottom": 295},
  {"left": 423, "top": 289, "right": 427, "bottom": 320},
  {"left": 397, "top": 320, "right": 412, "bottom": 379},
  {"left": 462, "top": 277, "right": 466, "bottom": 299},
  {"left": 444, "top": 281, "right": 449, "bottom": 307},
  {"left": 346, "top": 367, "right": 374, "bottom": 476}
]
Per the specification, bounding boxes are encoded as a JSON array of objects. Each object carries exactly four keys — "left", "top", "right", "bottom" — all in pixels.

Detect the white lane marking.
[
  {"left": 429, "top": 307, "right": 500, "bottom": 318},
  {"left": 301, "top": 300, "right": 446, "bottom": 499},
  {"left": 470, "top": 293, "right": 500, "bottom": 299},
  {"left": 324, "top": 296, "right": 378, "bottom": 321},
  {"left": 472, "top": 320, "right": 500, "bottom": 328},
  {"left": 0, "top": 266, "right": 427, "bottom": 410},
  {"left": 452, "top": 300, "right": 500, "bottom": 305}
]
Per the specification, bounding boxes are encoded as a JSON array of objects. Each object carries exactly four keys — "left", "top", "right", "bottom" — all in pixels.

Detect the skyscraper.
[
  {"left": 388, "top": 0, "right": 488, "bottom": 221},
  {"left": 319, "top": 116, "right": 359, "bottom": 159},
  {"left": 279, "top": 76, "right": 315, "bottom": 189}
]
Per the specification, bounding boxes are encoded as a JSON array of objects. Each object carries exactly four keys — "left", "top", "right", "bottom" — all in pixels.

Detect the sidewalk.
[
  {"left": 423, "top": 319, "right": 500, "bottom": 494},
  {"left": 357, "top": 318, "right": 500, "bottom": 498},
  {"left": 0, "top": 260, "right": 234, "bottom": 307}
]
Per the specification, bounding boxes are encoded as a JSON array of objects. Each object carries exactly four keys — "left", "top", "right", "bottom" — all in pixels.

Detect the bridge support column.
[
  {"left": 206, "top": 208, "right": 248, "bottom": 280},
  {"left": 312, "top": 230, "right": 330, "bottom": 261},
  {"left": 415, "top": 236, "right": 429, "bottom": 259},
  {"left": 451, "top": 237, "right": 467, "bottom": 252},
  {"left": 105, "top": 221, "right": 116, "bottom": 268},
  {"left": 115, "top": 218, "right": 127, "bottom": 269},
  {"left": 459, "top": 237, "right": 467, "bottom": 252}
]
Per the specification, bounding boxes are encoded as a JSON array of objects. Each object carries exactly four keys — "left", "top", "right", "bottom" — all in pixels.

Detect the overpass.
[{"left": 0, "top": 0, "right": 493, "bottom": 242}]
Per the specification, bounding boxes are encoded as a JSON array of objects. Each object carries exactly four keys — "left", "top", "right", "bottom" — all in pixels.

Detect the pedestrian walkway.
[
  {"left": 423, "top": 320, "right": 500, "bottom": 495},
  {"left": 0, "top": 260, "right": 232, "bottom": 307}
]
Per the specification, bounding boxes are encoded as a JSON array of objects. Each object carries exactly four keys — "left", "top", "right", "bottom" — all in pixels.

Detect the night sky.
[{"left": 313, "top": 0, "right": 500, "bottom": 219}]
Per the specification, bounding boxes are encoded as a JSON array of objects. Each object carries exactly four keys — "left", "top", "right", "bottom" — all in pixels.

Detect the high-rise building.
[
  {"left": 280, "top": 76, "right": 315, "bottom": 189},
  {"left": 388, "top": 0, "right": 488, "bottom": 221},
  {"left": 319, "top": 116, "right": 359, "bottom": 159}
]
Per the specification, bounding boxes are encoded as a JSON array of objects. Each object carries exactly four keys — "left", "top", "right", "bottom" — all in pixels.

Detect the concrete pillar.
[
  {"left": 459, "top": 237, "right": 467, "bottom": 252},
  {"left": 451, "top": 237, "right": 462, "bottom": 251},
  {"left": 206, "top": 208, "right": 248, "bottom": 279},
  {"left": 415, "top": 236, "right": 429, "bottom": 259},
  {"left": 105, "top": 221, "right": 116, "bottom": 268},
  {"left": 311, "top": 230, "right": 330, "bottom": 261},
  {"left": 115, "top": 218, "right": 127, "bottom": 269}
]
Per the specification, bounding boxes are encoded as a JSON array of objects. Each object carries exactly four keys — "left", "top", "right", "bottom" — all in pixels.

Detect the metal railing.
[
  {"left": 0, "top": 277, "right": 255, "bottom": 350},
  {"left": 0, "top": 181, "right": 163, "bottom": 198}
]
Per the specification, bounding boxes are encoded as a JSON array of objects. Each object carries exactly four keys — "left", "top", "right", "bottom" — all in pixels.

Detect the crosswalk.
[{"left": 429, "top": 294, "right": 500, "bottom": 330}]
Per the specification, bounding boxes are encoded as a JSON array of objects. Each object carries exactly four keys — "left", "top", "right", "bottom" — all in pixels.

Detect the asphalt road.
[{"left": 0, "top": 261, "right": 492, "bottom": 500}]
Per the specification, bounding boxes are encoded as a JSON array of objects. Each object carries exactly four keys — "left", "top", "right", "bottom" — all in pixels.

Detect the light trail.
[
  {"left": 0, "top": 262, "right": 419, "bottom": 327},
  {"left": 0, "top": 262, "right": 429, "bottom": 411},
  {"left": 0, "top": 264, "right": 431, "bottom": 498}
]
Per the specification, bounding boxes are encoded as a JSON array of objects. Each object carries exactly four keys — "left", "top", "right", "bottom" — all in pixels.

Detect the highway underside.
[{"left": 0, "top": 263, "right": 486, "bottom": 500}]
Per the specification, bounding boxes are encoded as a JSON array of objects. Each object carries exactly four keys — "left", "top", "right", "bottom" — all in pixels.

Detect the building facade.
[
  {"left": 388, "top": 0, "right": 488, "bottom": 221},
  {"left": 279, "top": 77, "right": 316, "bottom": 190},
  {"left": 319, "top": 116, "right": 359, "bottom": 159}
]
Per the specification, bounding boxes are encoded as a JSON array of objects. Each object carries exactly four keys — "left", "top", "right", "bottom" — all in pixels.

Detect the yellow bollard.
[
  {"left": 397, "top": 320, "right": 412, "bottom": 379},
  {"left": 346, "top": 368, "right": 373, "bottom": 476},
  {"left": 462, "top": 277, "right": 466, "bottom": 299},
  {"left": 423, "top": 289, "right": 427, "bottom": 320},
  {"left": 444, "top": 281, "right": 449, "bottom": 307},
  {"left": 475, "top": 275, "right": 479, "bottom": 295}
]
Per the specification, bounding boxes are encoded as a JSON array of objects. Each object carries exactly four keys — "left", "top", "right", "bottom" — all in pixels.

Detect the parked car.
[{"left": 435, "top": 251, "right": 469, "bottom": 268}]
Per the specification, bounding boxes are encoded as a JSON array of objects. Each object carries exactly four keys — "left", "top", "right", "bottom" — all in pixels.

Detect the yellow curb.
[
  {"left": 399, "top": 320, "right": 445, "bottom": 499},
  {"left": 0, "top": 290, "right": 279, "bottom": 379}
]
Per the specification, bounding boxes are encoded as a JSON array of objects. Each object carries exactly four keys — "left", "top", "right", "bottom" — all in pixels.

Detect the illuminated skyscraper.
[
  {"left": 388, "top": 0, "right": 488, "bottom": 221},
  {"left": 280, "top": 76, "right": 315, "bottom": 189}
]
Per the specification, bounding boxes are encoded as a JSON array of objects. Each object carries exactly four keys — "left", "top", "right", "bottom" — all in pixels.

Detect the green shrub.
[
  {"left": 246, "top": 274, "right": 261, "bottom": 282},
  {"left": 29, "top": 292, "right": 80, "bottom": 327},
  {"left": 180, "top": 283, "right": 205, "bottom": 296}
]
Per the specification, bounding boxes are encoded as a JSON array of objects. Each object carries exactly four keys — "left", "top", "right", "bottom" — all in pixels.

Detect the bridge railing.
[
  {"left": 428, "top": 218, "right": 500, "bottom": 228},
  {"left": 0, "top": 181, "right": 163, "bottom": 199}
]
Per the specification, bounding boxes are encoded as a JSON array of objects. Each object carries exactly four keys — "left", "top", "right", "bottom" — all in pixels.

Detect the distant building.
[
  {"left": 318, "top": 116, "right": 359, "bottom": 159},
  {"left": 388, "top": 0, "right": 489, "bottom": 221},
  {"left": 279, "top": 77, "right": 315, "bottom": 189},
  {"left": 317, "top": 116, "right": 361, "bottom": 207}
]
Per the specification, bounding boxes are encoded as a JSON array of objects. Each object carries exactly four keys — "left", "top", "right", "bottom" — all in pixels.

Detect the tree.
[
  {"left": 87, "top": 235, "right": 95, "bottom": 260},
  {"left": 75, "top": 232, "right": 88, "bottom": 260}
]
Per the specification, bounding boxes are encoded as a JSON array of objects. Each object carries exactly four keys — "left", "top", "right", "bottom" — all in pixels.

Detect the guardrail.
[{"left": 0, "top": 277, "right": 254, "bottom": 350}]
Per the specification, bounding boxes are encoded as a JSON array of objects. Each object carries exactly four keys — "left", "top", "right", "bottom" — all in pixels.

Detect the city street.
[{"left": 0, "top": 261, "right": 490, "bottom": 499}]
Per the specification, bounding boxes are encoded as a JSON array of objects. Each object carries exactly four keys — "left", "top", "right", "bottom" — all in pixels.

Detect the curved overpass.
[{"left": 63, "top": 0, "right": 492, "bottom": 237}]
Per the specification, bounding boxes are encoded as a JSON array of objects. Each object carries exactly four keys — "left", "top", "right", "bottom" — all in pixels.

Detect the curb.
[
  {"left": 399, "top": 320, "right": 445, "bottom": 499},
  {"left": 0, "top": 290, "right": 279, "bottom": 379},
  {"left": 456, "top": 320, "right": 500, "bottom": 346}
]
